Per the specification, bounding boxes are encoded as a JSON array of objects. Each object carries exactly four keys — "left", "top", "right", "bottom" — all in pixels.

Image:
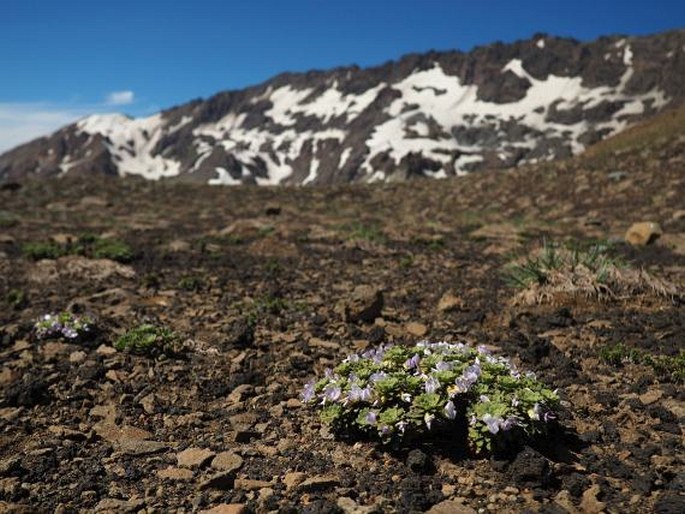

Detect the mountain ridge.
[{"left": 2, "top": 29, "right": 684, "bottom": 185}]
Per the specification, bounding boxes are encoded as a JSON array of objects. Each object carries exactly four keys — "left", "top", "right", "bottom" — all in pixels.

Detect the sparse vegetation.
[
  {"left": 505, "top": 240, "right": 680, "bottom": 303},
  {"left": 178, "top": 275, "right": 204, "bottom": 291},
  {"left": 505, "top": 241, "right": 618, "bottom": 289},
  {"left": 115, "top": 324, "right": 181, "bottom": 356},
  {"left": 340, "top": 221, "right": 386, "bottom": 244},
  {"left": 599, "top": 344, "right": 685, "bottom": 383},
  {"left": 21, "top": 235, "right": 133, "bottom": 262}
]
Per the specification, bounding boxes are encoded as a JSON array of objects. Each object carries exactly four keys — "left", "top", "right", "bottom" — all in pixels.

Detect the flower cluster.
[
  {"left": 302, "top": 341, "right": 560, "bottom": 453},
  {"left": 34, "top": 312, "right": 94, "bottom": 341}
]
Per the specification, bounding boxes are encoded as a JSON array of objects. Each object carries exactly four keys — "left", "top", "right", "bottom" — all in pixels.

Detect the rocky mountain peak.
[{"left": 1, "top": 29, "right": 684, "bottom": 185}]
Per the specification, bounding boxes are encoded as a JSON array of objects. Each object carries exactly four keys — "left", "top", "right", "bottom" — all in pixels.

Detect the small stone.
[
  {"left": 426, "top": 500, "right": 476, "bottom": 514},
  {"left": 93, "top": 422, "right": 151, "bottom": 443},
  {"left": 338, "top": 285, "right": 384, "bottom": 323},
  {"left": 166, "top": 240, "right": 191, "bottom": 252},
  {"left": 199, "top": 504, "right": 246, "bottom": 514},
  {"left": 639, "top": 389, "right": 663, "bottom": 405},
  {"left": 337, "top": 496, "right": 376, "bottom": 514},
  {"left": 234, "top": 478, "right": 272, "bottom": 491},
  {"left": 406, "top": 449, "right": 429, "bottom": 473},
  {"left": 199, "top": 472, "right": 235, "bottom": 491},
  {"left": 405, "top": 322, "right": 428, "bottom": 337},
  {"left": 68, "top": 351, "right": 87, "bottom": 364},
  {"left": 509, "top": 447, "right": 551, "bottom": 489},
  {"left": 115, "top": 439, "right": 168, "bottom": 456},
  {"left": 157, "top": 466, "right": 193, "bottom": 481},
  {"left": 437, "top": 293, "right": 464, "bottom": 312},
  {"left": 211, "top": 451, "right": 243, "bottom": 473},
  {"left": 265, "top": 205, "right": 282, "bottom": 216},
  {"left": 580, "top": 484, "right": 606, "bottom": 514},
  {"left": 297, "top": 475, "right": 339, "bottom": 492},
  {"left": 177, "top": 448, "right": 216, "bottom": 468},
  {"left": 625, "top": 221, "right": 662, "bottom": 246},
  {"left": 283, "top": 471, "right": 306, "bottom": 490},
  {"left": 94, "top": 497, "right": 145, "bottom": 513}
]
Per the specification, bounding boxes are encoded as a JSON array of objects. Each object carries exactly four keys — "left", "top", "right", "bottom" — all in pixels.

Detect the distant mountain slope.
[{"left": 1, "top": 29, "right": 684, "bottom": 185}]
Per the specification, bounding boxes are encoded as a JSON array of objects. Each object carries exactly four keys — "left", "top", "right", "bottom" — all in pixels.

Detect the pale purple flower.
[
  {"left": 365, "top": 411, "right": 378, "bottom": 425},
  {"left": 444, "top": 400, "right": 457, "bottom": 420},
  {"left": 379, "top": 425, "right": 391, "bottom": 436},
  {"left": 424, "top": 375, "right": 440, "bottom": 394},
  {"left": 322, "top": 384, "right": 341, "bottom": 403},
  {"left": 482, "top": 413, "right": 503, "bottom": 434},
  {"left": 433, "top": 361, "right": 452, "bottom": 372},
  {"left": 405, "top": 354, "right": 421, "bottom": 370},
  {"left": 501, "top": 417, "right": 519, "bottom": 431},
  {"left": 344, "top": 353, "right": 360, "bottom": 363},
  {"left": 301, "top": 381, "right": 316, "bottom": 402},
  {"left": 347, "top": 384, "right": 372, "bottom": 403},
  {"left": 370, "top": 371, "right": 388, "bottom": 383},
  {"left": 396, "top": 421, "right": 408, "bottom": 434}
]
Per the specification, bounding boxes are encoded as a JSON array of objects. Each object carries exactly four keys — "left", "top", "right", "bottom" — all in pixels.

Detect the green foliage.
[
  {"left": 22, "top": 241, "right": 66, "bottom": 260},
  {"left": 115, "top": 324, "right": 181, "bottom": 356},
  {"left": 340, "top": 222, "right": 386, "bottom": 244},
  {"left": 6, "top": 289, "right": 26, "bottom": 309},
  {"left": 504, "top": 240, "right": 620, "bottom": 288},
  {"left": 91, "top": 237, "right": 133, "bottom": 262},
  {"left": 599, "top": 344, "right": 685, "bottom": 383},
  {"left": 178, "top": 275, "right": 204, "bottom": 291},
  {"left": 302, "top": 342, "right": 560, "bottom": 454},
  {"left": 0, "top": 211, "right": 18, "bottom": 228},
  {"left": 22, "top": 235, "right": 133, "bottom": 263}
]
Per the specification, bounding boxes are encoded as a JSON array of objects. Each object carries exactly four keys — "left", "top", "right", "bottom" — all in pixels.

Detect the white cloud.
[
  {"left": 105, "top": 90, "right": 135, "bottom": 105},
  {"left": 0, "top": 103, "right": 90, "bottom": 154}
]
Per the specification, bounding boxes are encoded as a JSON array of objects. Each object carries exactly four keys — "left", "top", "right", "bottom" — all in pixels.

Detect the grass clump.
[
  {"left": 599, "top": 344, "right": 685, "bottom": 383},
  {"left": 505, "top": 240, "right": 680, "bottom": 304},
  {"left": 115, "top": 324, "right": 181, "bottom": 356},
  {"left": 340, "top": 222, "right": 386, "bottom": 244},
  {"left": 303, "top": 341, "right": 560, "bottom": 454},
  {"left": 505, "top": 241, "right": 618, "bottom": 289},
  {"left": 90, "top": 237, "right": 134, "bottom": 262}
]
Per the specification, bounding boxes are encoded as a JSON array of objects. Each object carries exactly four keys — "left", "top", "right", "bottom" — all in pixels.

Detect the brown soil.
[{"left": 0, "top": 123, "right": 683, "bottom": 513}]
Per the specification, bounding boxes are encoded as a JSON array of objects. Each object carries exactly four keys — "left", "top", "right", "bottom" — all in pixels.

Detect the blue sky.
[{"left": 1, "top": 0, "right": 684, "bottom": 152}]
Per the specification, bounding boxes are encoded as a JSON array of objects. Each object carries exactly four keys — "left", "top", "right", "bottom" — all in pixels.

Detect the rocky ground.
[{"left": 0, "top": 109, "right": 684, "bottom": 513}]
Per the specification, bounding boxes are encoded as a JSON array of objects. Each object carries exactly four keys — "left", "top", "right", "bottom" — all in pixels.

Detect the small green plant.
[
  {"left": 599, "top": 344, "right": 685, "bottom": 383},
  {"left": 6, "top": 289, "right": 26, "bottom": 309},
  {"left": 302, "top": 342, "right": 560, "bottom": 454},
  {"left": 91, "top": 238, "right": 133, "bottom": 262},
  {"left": 341, "top": 222, "right": 386, "bottom": 244},
  {"left": 22, "top": 241, "right": 65, "bottom": 260},
  {"left": 115, "top": 324, "right": 181, "bottom": 356},
  {"left": 505, "top": 241, "right": 618, "bottom": 289},
  {"left": 34, "top": 312, "right": 95, "bottom": 341},
  {"left": 0, "top": 211, "right": 18, "bottom": 228},
  {"left": 178, "top": 275, "right": 204, "bottom": 291},
  {"left": 21, "top": 235, "right": 133, "bottom": 263}
]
